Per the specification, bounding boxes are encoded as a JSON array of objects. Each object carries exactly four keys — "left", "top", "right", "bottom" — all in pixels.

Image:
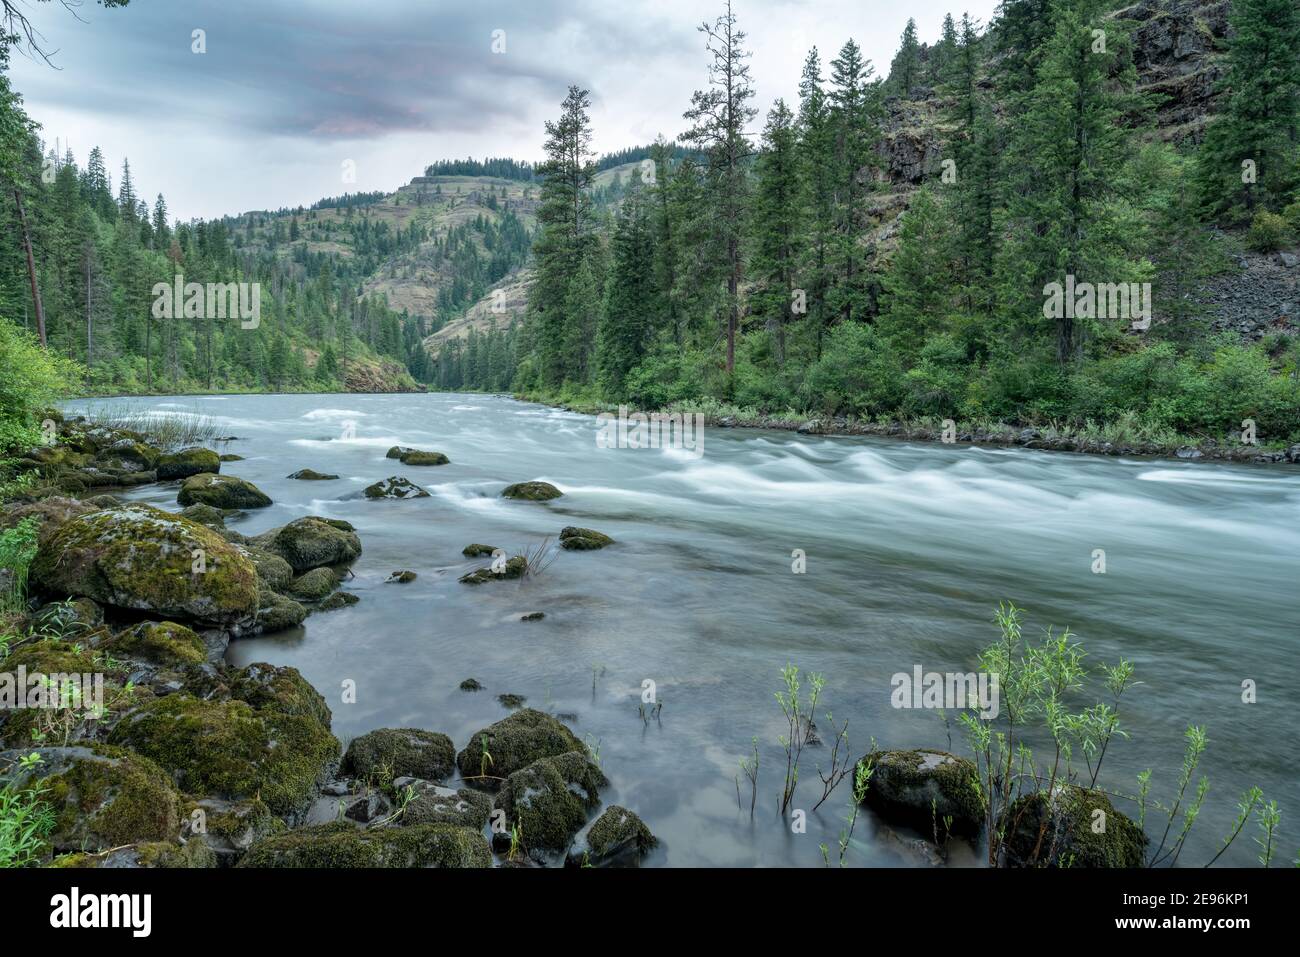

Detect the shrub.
[
  {"left": 1245, "top": 211, "right": 1288, "bottom": 252},
  {"left": 0, "top": 318, "right": 81, "bottom": 454},
  {"left": 800, "top": 323, "right": 905, "bottom": 417}
]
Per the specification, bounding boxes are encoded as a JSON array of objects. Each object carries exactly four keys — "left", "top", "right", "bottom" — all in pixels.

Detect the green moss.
[
  {"left": 461, "top": 544, "right": 496, "bottom": 557},
  {"left": 1001, "top": 785, "right": 1148, "bottom": 868},
  {"left": 580, "top": 805, "right": 657, "bottom": 864},
  {"left": 253, "top": 517, "right": 362, "bottom": 573},
  {"left": 180, "top": 503, "right": 226, "bottom": 528},
  {"left": 363, "top": 477, "right": 430, "bottom": 499},
  {"left": 385, "top": 446, "right": 413, "bottom": 460},
  {"left": 177, "top": 473, "right": 273, "bottom": 509},
  {"left": 455, "top": 708, "right": 585, "bottom": 784},
  {"left": 286, "top": 469, "right": 340, "bottom": 480},
  {"left": 31, "top": 503, "right": 259, "bottom": 626},
  {"left": 385, "top": 570, "right": 417, "bottom": 583},
  {"left": 400, "top": 786, "right": 492, "bottom": 828},
  {"left": 342, "top": 728, "right": 455, "bottom": 783},
  {"left": 318, "top": 591, "right": 359, "bottom": 611},
  {"left": 398, "top": 450, "right": 450, "bottom": 466},
  {"left": 286, "top": 567, "right": 338, "bottom": 601},
  {"left": 109, "top": 690, "right": 339, "bottom": 819},
  {"left": 156, "top": 447, "right": 221, "bottom": 480},
  {"left": 500, "top": 481, "right": 562, "bottom": 501},
  {"left": 458, "top": 555, "right": 526, "bottom": 584},
  {"left": 237, "top": 820, "right": 491, "bottom": 868},
  {"left": 558, "top": 526, "right": 614, "bottom": 550},
  {"left": 496, "top": 751, "right": 607, "bottom": 852},
  {"left": 255, "top": 587, "right": 306, "bottom": 632},
  {"left": 102, "top": 621, "right": 207, "bottom": 667},
  {"left": 861, "top": 748, "right": 984, "bottom": 836},
  {"left": 243, "top": 546, "right": 294, "bottom": 591}
]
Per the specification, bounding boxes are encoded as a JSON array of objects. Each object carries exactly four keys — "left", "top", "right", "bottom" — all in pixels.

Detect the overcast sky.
[{"left": 10, "top": 0, "right": 1000, "bottom": 221}]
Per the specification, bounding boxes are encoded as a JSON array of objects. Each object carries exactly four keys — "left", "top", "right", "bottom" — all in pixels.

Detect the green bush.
[
  {"left": 0, "top": 318, "right": 81, "bottom": 454},
  {"left": 1282, "top": 201, "right": 1300, "bottom": 238},
  {"left": 1245, "top": 211, "right": 1289, "bottom": 252},
  {"left": 800, "top": 323, "right": 904, "bottom": 417}
]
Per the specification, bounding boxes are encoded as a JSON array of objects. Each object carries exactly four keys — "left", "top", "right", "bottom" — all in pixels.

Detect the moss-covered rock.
[
  {"left": 318, "top": 591, "right": 359, "bottom": 611},
  {"left": 177, "top": 472, "right": 273, "bottom": 509},
  {"left": 236, "top": 820, "right": 491, "bottom": 868},
  {"left": 461, "top": 543, "right": 496, "bottom": 557},
  {"left": 385, "top": 446, "right": 414, "bottom": 460},
  {"left": 459, "top": 678, "right": 482, "bottom": 691},
  {"left": 1000, "top": 785, "right": 1148, "bottom": 868},
  {"left": 566, "top": 805, "right": 657, "bottom": 867},
  {"left": 180, "top": 503, "right": 226, "bottom": 529},
  {"left": 363, "top": 476, "right": 430, "bottom": 499},
  {"left": 286, "top": 567, "right": 339, "bottom": 601},
  {"left": 101, "top": 621, "right": 207, "bottom": 667},
  {"left": 501, "top": 481, "right": 562, "bottom": 501},
  {"left": 497, "top": 693, "right": 526, "bottom": 709},
  {"left": 458, "top": 555, "right": 526, "bottom": 584},
  {"left": 31, "top": 503, "right": 259, "bottom": 627},
  {"left": 398, "top": 449, "right": 450, "bottom": 466},
  {"left": 342, "top": 728, "right": 456, "bottom": 784},
  {"left": 0, "top": 640, "right": 123, "bottom": 748},
  {"left": 0, "top": 744, "right": 181, "bottom": 854},
  {"left": 242, "top": 546, "right": 294, "bottom": 591},
  {"left": 558, "top": 526, "right": 614, "bottom": 550},
  {"left": 99, "top": 438, "right": 160, "bottom": 471},
  {"left": 255, "top": 587, "right": 307, "bottom": 632},
  {"left": 156, "top": 447, "right": 221, "bottom": 480},
  {"left": 51, "top": 839, "right": 217, "bottom": 869},
  {"left": 385, "top": 570, "right": 417, "bottom": 583},
  {"left": 287, "top": 469, "right": 339, "bottom": 480},
  {"left": 0, "top": 496, "right": 96, "bottom": 543},
  {"left": 397, "top": 782, "right": 492, "bottom": 829},
  {"left": 29, "top": 597, "right": 104, "bottom": 634},
  {"left": 252, "top": 517, "right": 362, "bottom": 573},
  {"left": 220, "top": 453, "right": 244, "bottom": 462},
  {"left": 109, "top": 685, "right": 339, "bottom": 820},
  {"left": 455, "top": 708, "right": 585, "bottom": 785},
  {"left": 495, "top": 751, "right": 607, "bottom": 853},
  {"left": 859, "top": 749, "right": 984, "bottom": 837},
  {"left": 182, "top": 796, "right": 283, "bottom": 861}
]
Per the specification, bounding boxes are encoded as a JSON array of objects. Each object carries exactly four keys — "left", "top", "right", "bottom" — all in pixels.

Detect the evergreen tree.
[
  {"left": 887, "top": 19, "right": 922, "bottom": 95},
  {"left": 827, "top": 38, "right": 880, "bottom": 325},
  {"left": 750, "top": 99, "right": 801, "bottom": 366}
]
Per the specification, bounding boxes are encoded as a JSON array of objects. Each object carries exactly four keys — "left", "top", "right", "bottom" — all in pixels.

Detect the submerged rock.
[
  {"left": 459, "top": 678, "right": 483, "bottom": 692},
  {"left": 156, "top": 447, "right": 221, "bottom": 480},
  {"left": 501, "top": 481, "right": 562, "bottom": 501},
  {"left": 385, "top": 570, "right": 417, "bottom": 584},
  {"left": 455, "top": 708, "right": 585, "bottom": 785},
  {"left": 398, "top": 449, "right": 450, "bottom": 466},
  {"left": 494, "top": 751, "right": 607, "bottom": 854},
  {"left": 459, "top": 555, "right": 526, "bottom": 584},
  {"left": 342, "top": 728, "right": 456, "bottom": 784},
  {"left": 461, "top": 543, "right": 497, "bottom": 557},
  {"left": 252, "top": 516, "right": 362, "bottom": 573},
  {"left": 558, "top": 526, "right": 614, "bottom": 550},
  {"left": 237, "top": 820, "right": 491, "bottom": 868},
  {"left": 566, "top": 805, "right": 658, "bottom": 867},
  {"left": 31, "top": 503, "right": 259, "bottom": 628},
  {"left": 318, "top": 591, "right": 359, "bottom": 611},
  {"left": 859, "top": 749, "right": 984, "bottom": 837},
  {"left": 364, "top": 476, "right": 430, "bottom": 499},
  {"left": 497, "top": 693, "right": 527, "bottom": 709},
  {"left": 287, "top": 468, "right": 340, "bottom": 480},
  {"left": 521, "top": 611, "right": 545, "bottom": 621},
  {"left": 177, "top": 472, "right": 273, "bottom": 509},
  {"left": 385, "top": 446, "right": 415, "bottom": 460},
  {"left": 999, "top": 785, "right": 1147, "bottom": 868}
]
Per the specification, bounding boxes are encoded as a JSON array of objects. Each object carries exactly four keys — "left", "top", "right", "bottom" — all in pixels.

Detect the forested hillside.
[{"left": 440, "top": 0, "right": 1300, "bottom": 451}]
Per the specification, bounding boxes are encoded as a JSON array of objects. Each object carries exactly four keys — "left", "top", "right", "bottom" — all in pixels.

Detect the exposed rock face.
[
  {"left": 31, "top": 504, "right": 259, "bottom": 628},
  {"left": 1119, "top": 0, "right": 1229, "bottom": 141}
]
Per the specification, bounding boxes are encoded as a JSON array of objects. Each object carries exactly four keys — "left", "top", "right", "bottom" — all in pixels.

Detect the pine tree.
[
  {"left": 681, "top": 0, "right": 756, "bottom": 380},
  {"left": 797, "top": 47, "right": 837, "bottom": 355},
  {"left": 1194, "top": 0, "right": 1300, "bottom": 220},
  {"left": 881, "top": 186, "right": 952, "bottom": 347},
  {"left": 827, "top": 38, "right": 880, "bottom": 325},
  {"left": 596, "top": 187, "right": 658, "bottom": 393},
  {"left": 887, "top": 19, "right": 921, "bottom": 96},
  {"left": 750, "top": 99, "right": 801, "bottom": 366}
]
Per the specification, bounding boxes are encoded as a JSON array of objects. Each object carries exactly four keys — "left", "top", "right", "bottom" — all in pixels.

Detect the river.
[{"left": 65, "top": 392, "right": 1300, "bottom": 867}]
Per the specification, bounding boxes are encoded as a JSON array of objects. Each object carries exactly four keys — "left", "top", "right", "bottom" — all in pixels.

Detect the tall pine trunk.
[{"left": 13, "top": 187, "right": 47, "bottom": 348}]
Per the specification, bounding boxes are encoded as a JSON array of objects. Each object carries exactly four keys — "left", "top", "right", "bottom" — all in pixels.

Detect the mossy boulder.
[
  {"left": 109, "top": 681, "right": 339, "bottom": 819},
  {"left": 101, "top": 621, "right": 207, "bottom": 667},
  {"left": 31, "top": 504, "right": 259, "bottom": 627},
  {"left": 363, "top": 476, "right": 430, "bottom": 499},
  {"left": 397, "top": 781, "right": 492, "bottom": 829},
  {"left": 385, "top": 446, "right": 415, "bottom": 459},
  {"left": 0, "top": 640, "right": 119, "bottom": 747},
  {"left": 859, "top": 749, "right": 984, "bottom": 837},
  {"left": 237, "top": 820, "right": 491, "bottom": 868},
  {"left": 286, "top": 567, "right": 339, "bottom": 601},
  {"left": 182, "top": 796, "right": 284, "bottom": 861},
  {"left": 52, "top": 839, "right": 217, "bottom": 869},
  {"left": 286, "top": 468, "right": 340, "bottom": 480},
  {"left": 558, "top": 526, "right": 614, "bottom": 550},
  {"left": 461, "top": 543, "right": 496, "bottom": 557},
  {"left": 0, "top": 744, "right": 181, "bottom": 854},
  {"left": 459, "top": 555, "right": 526, "bottom": 584},
  {"left": 0, "top": 496, "right": 96, "bottom": 543},
  {"left": 455, "top": 708, "right": 585, "bottom": 785},
  {"left": 220, "top": 453, "right": 244, "bottom": 462},
  {"left": 318, "top": 591, "right": 359, "bottom": 611},
  {"left": 342, "top": 728, "right": 456, "bottom": 783},
  {"left": 255, "top": 587, "right": 307, "bottom": 632},
  {"left": 501, "top": 481, "right": 562, "bottom": 501},
  {"left": 180, "top": 503, "right": 226, "bottom": 529},
  {"left": 1000, "top": 785, "right": 1148, "bottom": 868},
  {"left": 29, "top": 597, "right": 105, "bottom": 634},
  {"left": 252, "top": 516, "right": 362, "bottom": 573},
  {"left": 497, "top": 693, "right": 526, "bottom": 709},
  {"left": 398, "top": 449, "right": 450, "bottom": 466},
  {"left": 177, "top": 472, "right": 273, "bottom": 509},
  {"left": 242, "top": 546, "right": 294, "bottom": 591},
  {"left": 566, "top": 805, "right": 658, "bottom": 867},
  {"left": 221, "top": 662, "right": 334, "bottom": 729},
  {"left": 156, "top": 447, "right": 221, "bottom": 480},
  {"left": 99, "top": 438, "right": 159, "bottom": 471},
  {"left": 495, "top": 751, "right": 607, "bottom": 854},
  {"left": 459, "top": 678, "right": 482, "bottom": 691},
  {"left": 385, "top": 570, "right": 417, "bottom": 584}
]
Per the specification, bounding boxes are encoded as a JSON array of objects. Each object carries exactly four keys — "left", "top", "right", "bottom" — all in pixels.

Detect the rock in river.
[
  {"left": 558, "top": 526, "right": 613, "bottom": 550},
  {"left": 177, "top": 472, "right": 273, "bottom": 509},
  {"left": 364, "top": 476, "right": 430, "bottom": 499},
  {"left": 455, "top": 708, "right": 585, "bottom": 784},
  {"left": 287, "top": 468, "right": 339, "bottom": 480},
  {"left": 252, "top": 516, "right": 362, "bottom": 573},
  {"left": 501, "top": 480, "right": 562, "bottom": 501},
  {"left": 858, "top": 748, "right": 984, "bottom": 837},
  {"left": 156, "top": 446, "right": 221, "bottom": 480}
]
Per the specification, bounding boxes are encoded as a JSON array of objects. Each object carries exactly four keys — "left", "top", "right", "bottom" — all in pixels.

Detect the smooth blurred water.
[{"left": 67, "top": 392, "right": 1300, "bottom": 867}]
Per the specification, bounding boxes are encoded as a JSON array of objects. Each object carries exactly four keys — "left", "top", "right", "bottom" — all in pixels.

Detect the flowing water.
[{"left": 68, "top": 392, "right": 1300, "bottom": 867}]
